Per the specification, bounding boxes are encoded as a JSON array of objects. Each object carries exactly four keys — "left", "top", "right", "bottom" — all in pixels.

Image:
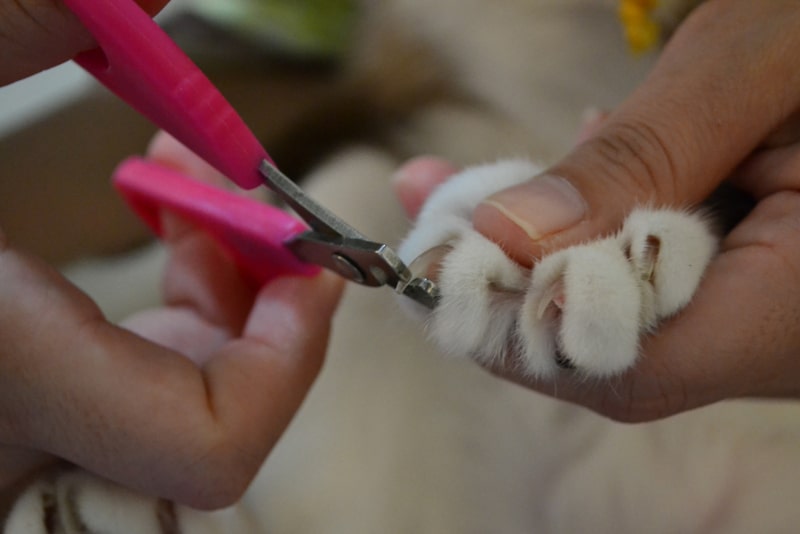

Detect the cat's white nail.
[
  {"left": 536, "top": 278, "right": 564, "bottom": 320},
  {"left": 408, "top": 244, "right": 452, "bottom": 283}
]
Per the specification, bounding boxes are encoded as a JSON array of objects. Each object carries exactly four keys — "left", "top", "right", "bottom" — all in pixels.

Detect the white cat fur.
[
  {"left": 7, "top": 1, "right": 800, "bottom": 532},
  {"left": 399, "top": 159, "right": 717, "bottom": 377}
]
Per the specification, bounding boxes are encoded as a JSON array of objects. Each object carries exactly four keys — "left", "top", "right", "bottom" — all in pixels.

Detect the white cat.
[
  {"left": 398, "top": 158, "right": 717, "bottom": 378},
  {"left": 7, "top": 1, "right": 800, "bottom": 532}
]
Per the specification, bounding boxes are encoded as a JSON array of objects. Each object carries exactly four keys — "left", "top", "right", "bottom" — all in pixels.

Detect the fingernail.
[
  {"left": 391, "top": 156, "right": 458, "bottom": 188},
  {"left": 580, "top": 106, "right": 604, "bottom": 125},
  {"left": 480, "top": 175, "right": 587, "bottom": 241},
  {"left": 575, "top": 107, "right": 608, "bottom": 144},
  {"left": 392, "top": 157, "right": 459, "bottom": 217}
]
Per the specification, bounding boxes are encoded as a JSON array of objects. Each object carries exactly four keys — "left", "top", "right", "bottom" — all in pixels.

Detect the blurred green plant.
[{"left": 193, "top": 0, "right": 357, "bottom": 58}]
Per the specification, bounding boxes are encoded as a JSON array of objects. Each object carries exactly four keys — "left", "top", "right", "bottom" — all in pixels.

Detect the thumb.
[
  {"left": 474, "top": 0, "right": 800, "bottom": 265},
  {"left": 0, "top": 0, "right": 169, "bottom": 86}
]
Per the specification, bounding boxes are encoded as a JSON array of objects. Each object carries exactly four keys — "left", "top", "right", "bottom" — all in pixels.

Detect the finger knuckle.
[{"left": 593, "top": 119, "right": 684, "bottom": 204}]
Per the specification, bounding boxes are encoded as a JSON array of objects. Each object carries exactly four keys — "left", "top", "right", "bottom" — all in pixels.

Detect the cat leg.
[
  {"left": 519, "top": 208, "right": 717, "bottom": 378},
  {"left": 520, "top": 236, "right": 643, "bottom": 378}
]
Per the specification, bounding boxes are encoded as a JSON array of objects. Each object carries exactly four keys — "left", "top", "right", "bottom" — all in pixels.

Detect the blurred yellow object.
[{"left": 619, "top": 0, "right": 661, "bottom": 53}]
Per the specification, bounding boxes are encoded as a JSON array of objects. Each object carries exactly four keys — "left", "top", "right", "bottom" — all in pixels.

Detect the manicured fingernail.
[{"left": 480, "top": 175, "right": 587, "bottom": 241}]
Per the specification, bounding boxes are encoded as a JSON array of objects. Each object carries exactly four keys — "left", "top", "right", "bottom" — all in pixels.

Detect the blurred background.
[
  {"left": 0, "top": 0, "right": 358, "bottom": 269},
  {"left": 0, "top": 0, "right": 185, "bottom": 137},
  {"left": 0, "top": 0, "right": 357, "bottom": 136}
]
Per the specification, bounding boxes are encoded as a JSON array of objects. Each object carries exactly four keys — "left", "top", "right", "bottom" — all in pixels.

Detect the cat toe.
[
  {"left": 429, "top": 231, "right": 528, "bottom": 363},
  {"left": 520, "top": 240, "right": 643, "bottom": 378},
  {"left": 621, "top": 209, "right": 717, "bottom": 317}
]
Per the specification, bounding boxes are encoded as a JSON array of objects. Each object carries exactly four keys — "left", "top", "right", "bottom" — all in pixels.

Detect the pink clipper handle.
[
  {"left": 114, "top": 158, "right": 319, "bottom": 286},
  {"left": 64, "top": 0, "right": 270, "bottom": 189}
]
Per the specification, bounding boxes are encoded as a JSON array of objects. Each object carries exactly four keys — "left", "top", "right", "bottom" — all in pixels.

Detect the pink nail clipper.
[{"left": 64, "top": 0, "right": 438, "bottom": 308}]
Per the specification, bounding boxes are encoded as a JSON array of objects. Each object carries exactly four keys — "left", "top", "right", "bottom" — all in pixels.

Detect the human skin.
[
  {"left": 394, "top": 0, "right": 800, "bottom": 423},
  {"left": 0, "top": 0, "right": 343, "bottom": 510},
  {"left": 0, "top": 0, "right": 168, "bottom": 85}
]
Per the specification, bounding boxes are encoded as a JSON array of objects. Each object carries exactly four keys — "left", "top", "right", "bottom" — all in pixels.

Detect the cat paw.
[
  {"left": 397, "top": 159, "right": 717, "bottom": 378},
  {"left": 520, "top": 208, "right": 716, "bottom": 377}
]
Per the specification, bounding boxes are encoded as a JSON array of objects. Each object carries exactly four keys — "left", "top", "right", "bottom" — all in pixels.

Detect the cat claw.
[{"left": 536, "top": 278, "right": 565, "bottom": 321}]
